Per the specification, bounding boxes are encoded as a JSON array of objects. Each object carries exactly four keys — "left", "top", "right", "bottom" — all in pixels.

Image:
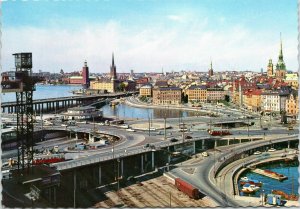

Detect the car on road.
[
  {"left": 281, "top": 153, "right": 286, "bottom": 157},
  {"left": 262, "top": 127, "right": 268, "bottom": 130},
  {"left": 287, "top": 127, "right": 294, "bottom": 130},
  {"left": 170, "top": 138, "right": 178, "bottom": 142},
  {"left": 201, "top": 152, "right": 209, "bottom": 157},
  {"left": 268, "top": 148, "right": 276, "bottom": 152},
  {"left": 126, "top": 128, "right": 135, "bottom": 132},
  {"left": 253, "top": 151, "right": 262, "bottom": 155},
  {"left": 143, "top": 144, "right": 150, "bottom": 149}
]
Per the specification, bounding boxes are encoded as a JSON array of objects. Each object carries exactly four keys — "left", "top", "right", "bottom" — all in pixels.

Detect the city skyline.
[{"left": 2, "top": 0, "right": 298, "bottom": 73}]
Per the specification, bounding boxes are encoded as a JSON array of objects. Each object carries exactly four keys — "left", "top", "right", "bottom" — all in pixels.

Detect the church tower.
[
  {"left": 82, "top": 60, "right": 90, "bottom": 89},
  {"left": 110, "top": 53, "right": 117, "bottom": 80},
  {"left": 267, "top": 59, "right": 273, "bottom": 77},
  {"left": 208, "top": 61, "right": 214, "bottom": 77},
  {"left": 275, "top": 33, "right": 286, "bottom": 80}
]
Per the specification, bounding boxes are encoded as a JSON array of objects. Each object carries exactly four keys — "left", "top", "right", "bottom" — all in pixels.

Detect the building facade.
[
  {"left": 139, "top": 85, "right": 152, "bottom": 97},
  {"left": 186, "top": 85, "right": 207, "bottom": 103},
  {"left": 286, "top": 91, "right": 298, "bottom": 118},
  {"left": 207, "top": 87, "right": 224, "bottom": 102},
  {"left": 152, "top": 87, "right": 182, "bottom": 105},
  {"left": 261, "top": 91, "right": 280, "bottom": 113},
  {"left": 90, "top": 54, "right": 118, "bottom": 93}
]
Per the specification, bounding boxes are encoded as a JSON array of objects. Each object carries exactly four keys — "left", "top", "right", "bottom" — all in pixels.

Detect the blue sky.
[{"left": 2, "top": 0, "right": 298, "bottom": 73}]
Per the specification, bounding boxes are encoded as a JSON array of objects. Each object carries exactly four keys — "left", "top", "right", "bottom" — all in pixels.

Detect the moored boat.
[
  {"left": 242, "top": 183, "right": 260, "bottom": 192},
  {"left": 240, "top": 178, "right": 263, "bottom": 187}
]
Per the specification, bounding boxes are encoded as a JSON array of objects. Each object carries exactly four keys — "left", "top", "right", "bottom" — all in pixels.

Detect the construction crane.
[{"left": 1, "top": 53, "right": 42, "bottom": 174}]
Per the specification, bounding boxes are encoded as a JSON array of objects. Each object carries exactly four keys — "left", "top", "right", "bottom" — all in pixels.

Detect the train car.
[
  {"left": 32, "top": 153, "right": 65, "bottom": 165},
  {"left": 175, "top": 178, "right": 200, "bottom": 199}
]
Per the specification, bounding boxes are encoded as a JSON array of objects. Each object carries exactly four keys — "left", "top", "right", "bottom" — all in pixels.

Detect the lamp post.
[
  {"left": 117, "top": 158, "right": 120, "bottom": 190},
  {"left": 261, "top": 189, "right": 264, "bottom": 205}
]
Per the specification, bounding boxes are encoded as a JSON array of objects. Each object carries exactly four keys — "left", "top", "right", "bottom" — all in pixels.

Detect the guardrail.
[{"left": 51, "top": 136, "right": 212, "bottom": 170}]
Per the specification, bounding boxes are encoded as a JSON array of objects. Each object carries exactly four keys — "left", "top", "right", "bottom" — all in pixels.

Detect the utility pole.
[
  {"left": 247, "top": 116, "right": 250, "bottom": 137},
  {"left": 117, "top": 158, "right": 120, "bottom": 190}
]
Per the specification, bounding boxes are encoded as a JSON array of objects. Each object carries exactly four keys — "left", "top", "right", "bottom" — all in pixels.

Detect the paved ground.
[{"left": 93, "top": 175, "right": 218, "bottom": 208}]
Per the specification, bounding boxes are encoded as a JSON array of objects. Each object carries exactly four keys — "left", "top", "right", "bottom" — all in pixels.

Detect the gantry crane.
[{"left": 1, "top": 53, "right": 42, "bottom": 174}]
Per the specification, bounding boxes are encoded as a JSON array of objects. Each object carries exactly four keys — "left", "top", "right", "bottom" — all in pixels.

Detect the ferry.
[{"left": 32, "top": 153, "right": 65, "bottom": 165}]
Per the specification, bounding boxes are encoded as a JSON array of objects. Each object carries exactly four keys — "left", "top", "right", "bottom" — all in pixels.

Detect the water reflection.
[{"left": 101, "top": 104, "right": 200, "bottom": 119}]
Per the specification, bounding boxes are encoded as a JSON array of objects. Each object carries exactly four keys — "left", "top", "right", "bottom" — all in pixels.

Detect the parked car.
[
  {"left": 143, "top": 144, "right": 150, "bottom": 149},
  {"left": 281, "top": 153, "right": 286, "bottom": 157},
  {"left": 268, "top": 148, "right": 276, "bottom": 152},
  {"left": 254, "top": 151, "right": 262, "bottom": 155},
  {"left": 170, "top": 138, "right": 178, "bottom": 142},
  {"left": 201, "top": 152, "right": 209, "bottom": 157}
]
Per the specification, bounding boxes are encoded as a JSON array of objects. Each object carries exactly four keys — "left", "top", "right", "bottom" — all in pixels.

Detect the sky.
[{"left": 2, "top": 0, "right": 298, "bottom": 73}]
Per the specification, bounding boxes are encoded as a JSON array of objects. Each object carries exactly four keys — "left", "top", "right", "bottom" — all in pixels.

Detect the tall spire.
[
  {"left": 112, "top": 52, "right": 115, "bottom": 66},
  {"left": 210, "top": 60, "right": 213, "bottom": 70},
  {"left": 279, "top": 32, "right": 283, "bottom": 60}
]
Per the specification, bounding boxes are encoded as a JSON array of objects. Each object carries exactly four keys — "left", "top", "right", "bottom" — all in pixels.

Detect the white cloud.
[
  {"left": 2, "top": 22, "right": 298, "bottom": 73},
  {"left": 167, "top": 15, "right": 185, "bottom": 22}
]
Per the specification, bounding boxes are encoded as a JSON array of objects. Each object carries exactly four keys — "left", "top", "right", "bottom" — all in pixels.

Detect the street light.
[{"left": 117, "top": 158, "right": 120, "bottom": 190}]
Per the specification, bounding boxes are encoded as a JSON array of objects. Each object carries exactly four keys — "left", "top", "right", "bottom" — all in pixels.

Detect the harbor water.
[
  {"left": 1, "top": 84, "right": 82, "bottom": 102},
  {"left": 239, "top": 161, "right": 299, "bottom": 197}
]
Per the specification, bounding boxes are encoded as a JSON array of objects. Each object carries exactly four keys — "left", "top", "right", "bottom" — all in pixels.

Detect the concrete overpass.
[{"left": 1, "top": 91, "right": 137, "bottom": 113}]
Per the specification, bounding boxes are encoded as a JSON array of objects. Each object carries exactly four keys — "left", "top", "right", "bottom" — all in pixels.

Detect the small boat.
[
  {"left": 240, "top": 177, "right": 248, "bottom": 181},
  {"left": 242, "top": 183, "right": 260, "bottom": 192},
  {"left": 240, "top": 178, "right": 263, "bottom": 187}
]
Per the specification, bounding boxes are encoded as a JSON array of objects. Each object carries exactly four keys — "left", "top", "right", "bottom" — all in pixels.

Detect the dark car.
[
  {"left": 170, "top": 138, "right": 178, "bottom": 142},
  {"left": 143, "top": 144, "right": 150, "bottom": 149}
]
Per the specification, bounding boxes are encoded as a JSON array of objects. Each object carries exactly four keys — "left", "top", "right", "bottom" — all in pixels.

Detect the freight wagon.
[{"left": 175, "top": 178, "right": 200, "bottom": 199}]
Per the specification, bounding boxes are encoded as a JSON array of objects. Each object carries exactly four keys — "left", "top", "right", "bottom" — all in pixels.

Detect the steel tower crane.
[{"left": 1, "top": 53, "right": 41, "bottom": 174}]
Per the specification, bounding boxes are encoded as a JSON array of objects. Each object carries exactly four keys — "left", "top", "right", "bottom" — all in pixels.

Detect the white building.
[
  {"left": 261, "top": 91, "right": 280, "bottom": 113},
  {"left": 61, "top": 106, "right": 103, "bottom": 121}
]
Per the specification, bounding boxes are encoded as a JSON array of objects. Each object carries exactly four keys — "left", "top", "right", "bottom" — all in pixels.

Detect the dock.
[{"left": 250, "top": 168, "right": 288, "bottom": 181}]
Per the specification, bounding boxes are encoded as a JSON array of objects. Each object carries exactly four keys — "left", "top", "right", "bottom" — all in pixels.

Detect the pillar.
[
  {"left": 53, "top": 186, "right": 56, "bottom": 206},
  {"left": 151, "top": 151, "right": 155, "bottom": 170},
  {"left": 121, "top": 159, "right": 124, "bottom": 177},
  {"left": 227, "top": 139, "right": 230, "bottom": 146},
  {"left": 98, "top": 165, "right": 102, "bottom": 185},
  {"left": 75, "top": 133, "right": 78, "bottom": 140},
  {"left": 214, "top": 139, "right": 217, "bottom": 148},
  {"left": 288, "top": 141, "right": 290, "bottom": 149},
  {"left": 202, "top": 139, "right": 205, "bottom": 149},
  {"left": 141, "top": 154, "right": 144, "bottom": 173},
  {"left": 193, "top": 141, "right": 196, "bottom": 154}
]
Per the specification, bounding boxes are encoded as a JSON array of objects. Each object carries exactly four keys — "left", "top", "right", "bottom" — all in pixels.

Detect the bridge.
[{"left": 1, "top": 91, "right": 137, "bottom": 113}]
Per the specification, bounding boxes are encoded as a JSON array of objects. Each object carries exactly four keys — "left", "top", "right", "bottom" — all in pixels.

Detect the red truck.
[{"left": 175, "top": 178, "right": 200, "bottom": 199}]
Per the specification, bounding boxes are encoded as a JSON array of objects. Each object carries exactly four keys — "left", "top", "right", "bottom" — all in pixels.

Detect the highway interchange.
[{"left": 2, "top": 98, "right": 299, "bottom": 206}]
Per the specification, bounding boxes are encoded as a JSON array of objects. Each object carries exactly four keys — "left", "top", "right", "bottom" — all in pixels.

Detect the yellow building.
[
  {"left": 139, "top": 85, "right": 152, "bottom": 97},
  {"left": 285, "top": 73, "right": 298, "bottom": 89},
  {"left": 90, "top": 79, "right": 116, "bottom": 93},
  {"left": 286, "top": 92, "right": 298, "bottom": 117},
  {"left": 186, "top": 85, "right": 207, "bottom": 103},
  {"left": 243, "top": 90, "right": 262, "bottom": 112}
]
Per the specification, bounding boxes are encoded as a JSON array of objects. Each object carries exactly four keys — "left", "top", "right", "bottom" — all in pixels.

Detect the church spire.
[
  {"left": 279, "top": 32, "right": 283, "bottom": 60},
  {"left": 112, "top": 52, "right": 115, "bottom": 66}
]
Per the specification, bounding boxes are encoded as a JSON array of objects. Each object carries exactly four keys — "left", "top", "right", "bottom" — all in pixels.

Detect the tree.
[{"left": 225, "top": 95, "right": 230, "bottom": 102}]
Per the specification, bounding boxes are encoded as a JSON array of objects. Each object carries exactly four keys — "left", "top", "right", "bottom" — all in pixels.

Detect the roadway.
[{"left": 168, "top": 134, "right": 298, "bottom": 207}]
